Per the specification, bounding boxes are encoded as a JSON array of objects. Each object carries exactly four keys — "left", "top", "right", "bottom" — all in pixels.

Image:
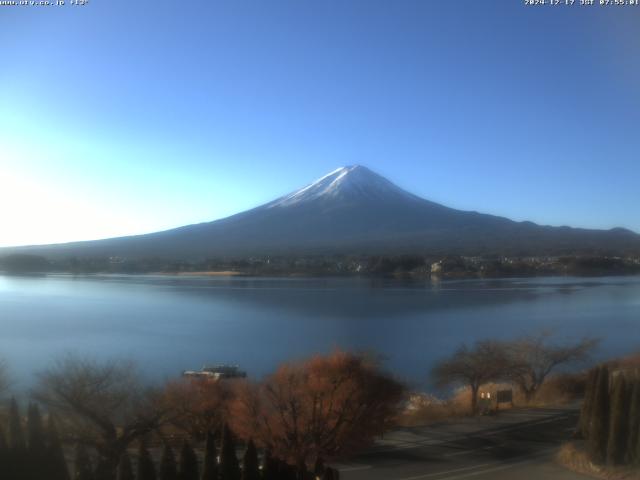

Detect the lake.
[{"left": 0, "top": 274, "right": 638, "bottom": 391}]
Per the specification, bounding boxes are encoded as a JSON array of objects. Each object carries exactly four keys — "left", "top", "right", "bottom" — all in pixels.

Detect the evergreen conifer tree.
[
  {"left": 626, "top": 380, "right": 640, "bottom": 464},
  {"left": 295, "top": 461, "right": 309, "bottom": 480},
  {"left": 284, "top": 461, "right": 297, "bottom": 480},
  {"left": 137, "top": 442, "right": 157, "bottom": 480},
  {"left": 587, "top": 365, "right": 610, "bottom": 464},
  {"left": 276, "top": 460, "right": 288, "bottom": 480},
  {"left": 8, "top": 398, "right": 28, "bottom": 480},
  {"left": 322, "top": 467, "right": 340, "bottom": 480},
  {"left": 274, "top": 459, "right": 296, "bottom": 480},
  {"left": 74, "top": 443, "right": 95, "bottom": 480},
  {"left": 27, "top": 403, "right": 47, "bottom": 480},
  {"left": 8, "top": 398, "right": 26, "bottom": 450},
  {"left": 579, "top": 368, "right": 598, "bottom": 438},
  {"left": 607, "top": 377, "right": 629, "bottom": 465},
  {"left": 27, "top": 403, "right": 46, "bottom": 455},
  {"left": 0, "top": 426, "right": 7, "bottom": 480},
  {"left": 0, "top": 425, "right": 6, "bottom": 450},
  {"left": 261, "top": 449, "right": 278, "bottom": 480},
  {"left": 241, "top": 439, "right": 260, "bottom": 480},
  {"left": 219, "top": 425, "right": 240, "bottom": 480},
  {"left": 637, "top": 414, "right": 640, "bottom": 466},
  {"left": 159, "top": 443, "right": 178, "bottom": 480},
  {"left": 94, "top": 458, "right": 116, "bottom": 480},
  {"left": 47, "top": 415, "right": 71, "bottom": 480},
  {"left": 116, "top": 452, "right": 135, "bottom": 480},
  {"left": 179, "top": 440, "right": 199, "bottom": 480},
  {"left": 200, "top": 431, "right": 218, "bottom": 480},
  {"left": 314, "top": 457, "right": 325, "bottom": 477}
]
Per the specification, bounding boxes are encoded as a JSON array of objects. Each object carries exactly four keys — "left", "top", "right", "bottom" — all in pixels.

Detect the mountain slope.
[{"left": 4, "top": 165, "right": 640, "bottom": 259}]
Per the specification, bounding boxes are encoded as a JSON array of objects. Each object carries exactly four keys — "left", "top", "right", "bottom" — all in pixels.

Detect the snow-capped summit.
[{"left": 267, "top": 165, "right": 418, "bottom": 208}]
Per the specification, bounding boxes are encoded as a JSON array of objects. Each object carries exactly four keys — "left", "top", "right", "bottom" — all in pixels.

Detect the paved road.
[{"left": 336, "top": 407, "right": 590, "bottom": 480}]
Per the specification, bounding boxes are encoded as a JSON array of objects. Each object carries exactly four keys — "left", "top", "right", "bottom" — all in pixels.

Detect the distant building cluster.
[{"left": 429, "top": 255, "right": 640, "bottom": 278}]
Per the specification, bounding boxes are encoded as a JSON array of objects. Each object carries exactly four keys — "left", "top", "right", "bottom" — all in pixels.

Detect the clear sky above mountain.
[{"left": 1, "top": 1, "right": 639, "bottom": 247}]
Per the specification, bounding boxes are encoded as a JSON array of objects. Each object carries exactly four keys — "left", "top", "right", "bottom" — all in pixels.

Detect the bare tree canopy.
[
  {"left": 432, "top": 340, "right": 511, "bottom": 413},
  {"left": 159, "top": 377, "right": 233, "bottom": 440},
  {"left": 33, "top": 355, "right": 166, "bottom": 480},
  {"left": 505, "top": 332, "right": 598, "bottom": 401},
  {"left": 231, "top": 351, "right": 406, "bottom": 468},
  {"left": 432, "top": 334, "right": 599, "bottom": 412}
]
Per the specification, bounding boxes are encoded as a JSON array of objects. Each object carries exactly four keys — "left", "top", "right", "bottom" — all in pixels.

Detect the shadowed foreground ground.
[{"left": 337, "top": 407, "right": 591, "bottom": 480}]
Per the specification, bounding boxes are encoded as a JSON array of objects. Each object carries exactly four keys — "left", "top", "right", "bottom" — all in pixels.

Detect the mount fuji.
[{"left": 4, "top": 165, "right": 640, "bottom": 259}]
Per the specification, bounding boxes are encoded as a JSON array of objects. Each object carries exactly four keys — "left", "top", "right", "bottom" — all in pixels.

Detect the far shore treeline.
[{"left": 1, "top": 253, "right": 639, "bottom": 278}]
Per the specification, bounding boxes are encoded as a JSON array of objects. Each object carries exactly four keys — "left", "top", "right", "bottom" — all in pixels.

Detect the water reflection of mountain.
[
  {"left": 2, "top": 274, "right": 639, "bottom": 391},
  {"left": 79, "top": 274, "right": 624, "bottom": 320}
]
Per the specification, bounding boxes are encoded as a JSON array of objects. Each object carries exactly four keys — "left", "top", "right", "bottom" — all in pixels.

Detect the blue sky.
[{"left": 1, "top": 1, "right": 639, "bottom": 246}]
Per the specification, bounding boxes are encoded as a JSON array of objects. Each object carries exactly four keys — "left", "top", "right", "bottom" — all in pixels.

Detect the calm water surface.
[{"left": 1, "top": 274, "right": 638, "bottom": 390}]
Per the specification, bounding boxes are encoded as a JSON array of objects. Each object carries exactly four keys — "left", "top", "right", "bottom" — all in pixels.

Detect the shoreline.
[
  {"left": 157, "top": 270, "right": 244, "bottom": 276},
  {"left": 2, "top": 270, "right": 640, "bottom": 281}
]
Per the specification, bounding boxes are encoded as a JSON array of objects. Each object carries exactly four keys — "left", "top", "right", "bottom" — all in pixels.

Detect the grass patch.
[
  {"left": 399, "top": 374, "right": 587, "bottom": 427},
  {"left": 556, "top": 442, "right": 640, "bottom": 480},
  {"left": 398, "top": 393, "right": 468, "bottom": 426}
]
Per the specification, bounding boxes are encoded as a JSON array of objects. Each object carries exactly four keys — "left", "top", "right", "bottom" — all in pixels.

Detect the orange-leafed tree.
[
  {"left": 230, "top": 351, "right": 405, "bottom": 469},
  {"left": 159, "top": 377, "right": 233, "bottom": 441}
]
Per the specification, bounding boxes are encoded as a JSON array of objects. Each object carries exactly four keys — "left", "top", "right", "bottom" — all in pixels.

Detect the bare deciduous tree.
[
  {"left": 33, "top": 355, "right": 166, "bottom": 480},
  {"left": 231, "top": 351, "right": 405, "bottom": 469},
  {"left": 432, "top": 340, "right": 511, "bottom": 413},
  {"left": 159, "top": 377, "right": 233, "bottom": 440},
  {"left": 505, "top": 333, "right": 598, "bottom": 401}
]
